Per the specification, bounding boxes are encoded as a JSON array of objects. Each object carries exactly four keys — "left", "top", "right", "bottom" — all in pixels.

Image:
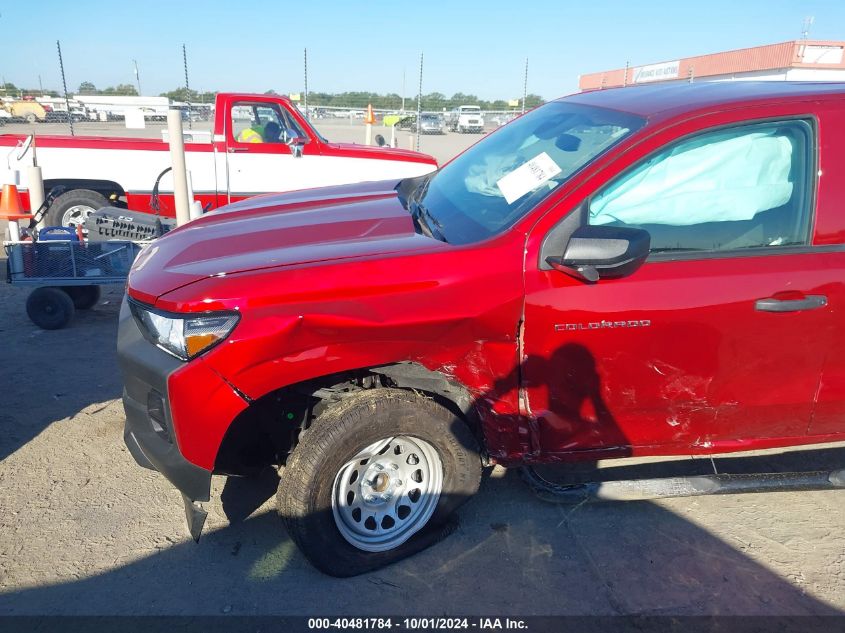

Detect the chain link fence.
[
  {"left": 0, "top": 49, "right": 539, "bottom": 164},
  {"left": 0, "top": 100, "right": 528, "bottom": 165}
]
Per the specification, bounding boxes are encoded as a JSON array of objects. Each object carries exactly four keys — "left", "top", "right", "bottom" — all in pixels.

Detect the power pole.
[
  {"left": 133, "top": 59, "right": 142, "bottom": 95},
  {"left": 801, "top": 16, "right": 814, "bottom": 40},
  {"left": 521, "top": 58, "right": 528, "bottom": 114},
  {"left": 182, "top": 44, "right": 191, "bottom": 129},
  {"left": 416, "top": 54, "right": 423, "bottom": 152},
  {"left": 56, "top": 40, "right": 74, "bottom": 136},
  {"left": 303, "top": 48, "right": 308, "bottom": 119}
]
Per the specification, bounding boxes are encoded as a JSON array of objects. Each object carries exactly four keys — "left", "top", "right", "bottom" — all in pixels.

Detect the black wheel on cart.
[
  {"left": 61, "top": 285, "right": 101, "bottom": 310},
  {"left": 26, "top": 287, "right": 76, "bottom": 330}
]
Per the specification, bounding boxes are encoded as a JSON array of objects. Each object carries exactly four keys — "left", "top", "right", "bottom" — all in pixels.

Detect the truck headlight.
[{"left": 129, "top": 301, "right": 239, "bottom": 361}]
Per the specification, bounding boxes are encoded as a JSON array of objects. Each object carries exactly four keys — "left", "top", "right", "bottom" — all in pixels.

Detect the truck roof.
[
  {"left": 218, "top": 93, "right": 294, "bottom": 103},
  {"left": 564, "top": 81, "right": 845, "bottom": 120}
]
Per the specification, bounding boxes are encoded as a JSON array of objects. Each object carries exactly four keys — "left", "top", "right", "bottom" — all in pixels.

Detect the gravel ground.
[{"left": 0, "top": 271, "right": 844, "bottom": 616}]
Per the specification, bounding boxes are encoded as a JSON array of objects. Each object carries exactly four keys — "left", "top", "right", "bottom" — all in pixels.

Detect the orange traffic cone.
[
  {"left": 0, "top": 183, "right": 31, "bottom": 242},
  {"left": 365, "top": 103, "right": 375, "bottom": 125},
  {"left": 0, "top": 184, "right": 30, "bottom": 221}
]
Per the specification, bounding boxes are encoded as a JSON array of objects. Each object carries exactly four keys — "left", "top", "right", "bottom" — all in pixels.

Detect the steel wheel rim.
[
  {"left": 61, "top": 204, "right": 95, "bottom": 227},
  {"left": 331, "top": 435, "right": 443, "bottom": 552}
]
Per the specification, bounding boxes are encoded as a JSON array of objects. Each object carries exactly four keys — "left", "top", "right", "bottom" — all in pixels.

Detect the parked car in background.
[
  {"left": 418, "top": 113, "right": 446, "bottom": 134},
  {"left": 45, "top": 108, "right": 88, "bottom": 123},
  {"left": 395, "top": 115, "right": 415, "bottom": 131},
  {"left": 446, "top": 104, "right": 484, "bottom": 133},
  {"left": 395, "top": 114, "right": 446, "bottom": 134},
  {"left": 119, "top": 81, "right": 845, "bottom": 577}
]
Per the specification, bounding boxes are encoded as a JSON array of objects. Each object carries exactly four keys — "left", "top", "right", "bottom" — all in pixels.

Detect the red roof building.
[{"left": 579, "top": 40, "right": 845, "bottom": 91}]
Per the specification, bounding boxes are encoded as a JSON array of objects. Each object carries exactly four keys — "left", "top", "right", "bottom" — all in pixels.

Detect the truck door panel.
[
  {"left": 224, "top": 100, "right": 304, "bottom": 199},
  {"left": 523, "top": 115, "right": 829, "bottom": 455},
  {"left": 803, "top": 107, "right": 845, "bottom": 439}
]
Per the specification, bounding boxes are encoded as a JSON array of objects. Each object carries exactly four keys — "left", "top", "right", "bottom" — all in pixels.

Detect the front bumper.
[{"left": 117, "top": 297, "right": 213, "bottom": 503}]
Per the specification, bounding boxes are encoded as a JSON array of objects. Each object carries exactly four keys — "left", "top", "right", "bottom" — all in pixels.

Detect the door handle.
[
  {"left": 754, "top": 295, "right": 827, "bottom": 313},
  {"left": 227, "top": 147, "right": 249, "bottom": 153}
]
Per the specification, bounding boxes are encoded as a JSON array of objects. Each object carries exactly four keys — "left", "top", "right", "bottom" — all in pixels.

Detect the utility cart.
[{"left": 5, "top": 238, "right": 145, "bottom": 329}]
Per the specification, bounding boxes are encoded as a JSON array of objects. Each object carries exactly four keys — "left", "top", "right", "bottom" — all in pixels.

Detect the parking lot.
[
  {"left": 3, "top": 105, "right": 845, "bottom": 618},
  {"left": 0, "top": 118, "right": 485, "bottom": 166},
  {"left": 0, "top": 277, "right": 844, "bottom": 615}
]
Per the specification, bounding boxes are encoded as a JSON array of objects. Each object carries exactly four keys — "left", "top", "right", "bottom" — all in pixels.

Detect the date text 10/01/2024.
[{"left": 307, "top": 618, "right": 529, "bottom": 630}]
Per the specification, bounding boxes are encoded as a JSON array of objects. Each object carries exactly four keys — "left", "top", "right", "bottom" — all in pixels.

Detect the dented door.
[{"left": 522, "top": 253, "right": 830, "bottom": 455}]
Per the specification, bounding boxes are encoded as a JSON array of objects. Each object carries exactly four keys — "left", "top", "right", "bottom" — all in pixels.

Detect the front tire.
[{"left": 278, "top": 388, "right": 481, "bottom": 577}]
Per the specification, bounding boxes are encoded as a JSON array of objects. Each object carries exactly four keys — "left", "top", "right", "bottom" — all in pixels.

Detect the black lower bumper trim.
[
  {"left": 123, "top": 414, "right": 212, "bottom": 502},
  {"left": 182, "top": 493, "right": 208, "bottom": 542}
]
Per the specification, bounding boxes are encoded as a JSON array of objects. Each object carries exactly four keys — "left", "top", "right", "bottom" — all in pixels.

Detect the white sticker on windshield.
[{"left": 496, "top": 152, "right": 562, "bottom": 204}]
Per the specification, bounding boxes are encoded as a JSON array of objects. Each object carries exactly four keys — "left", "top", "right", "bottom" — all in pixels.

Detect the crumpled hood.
[{"left": 127, "top": 179, "right": 439, "bottom": 304}]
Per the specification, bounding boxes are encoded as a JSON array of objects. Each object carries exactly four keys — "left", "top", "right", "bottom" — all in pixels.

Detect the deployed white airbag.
[{"left": 590, "top": 130, "right": 794, "bottom": 226}]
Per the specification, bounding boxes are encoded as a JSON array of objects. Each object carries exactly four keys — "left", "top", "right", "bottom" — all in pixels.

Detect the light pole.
[{"left": 133, "top": 59, "right": 142, "bottom": 95}]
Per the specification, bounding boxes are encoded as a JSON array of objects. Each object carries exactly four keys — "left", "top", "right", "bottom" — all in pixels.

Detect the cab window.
[
  {"left": 231, "top": 101, "right": 306, "bottom": 144},
  {"left": 588, "top": 120, "right": 814, "bottom": 254}
]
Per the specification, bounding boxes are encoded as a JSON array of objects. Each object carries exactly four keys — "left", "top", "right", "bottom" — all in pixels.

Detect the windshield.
[{"left": 417, "top": 102, "right": 645, "bottom": 244}]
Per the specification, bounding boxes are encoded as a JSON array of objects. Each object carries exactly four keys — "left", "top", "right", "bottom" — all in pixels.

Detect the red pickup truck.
[
  {"left": 118, "top": 81, "right": 845, "bottom": 576},
  {"left": 1, "top": 92, "right": 436, "bottom": 227}
]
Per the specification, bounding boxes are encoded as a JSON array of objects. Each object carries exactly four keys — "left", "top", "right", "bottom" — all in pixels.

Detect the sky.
[{"left": 1, "top": 0, "right": 843, "bottom": 101}]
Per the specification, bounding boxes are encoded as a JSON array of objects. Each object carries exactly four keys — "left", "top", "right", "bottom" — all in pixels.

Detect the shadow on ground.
[
  {"left": 1, "top": 275, "right": 842, "bottom": 616},
  {"left": 0, "top": 283, "right": 124, "bottom": 462},
  {"left": 0, "top": 462, "right": 841, "bottom": 616}
]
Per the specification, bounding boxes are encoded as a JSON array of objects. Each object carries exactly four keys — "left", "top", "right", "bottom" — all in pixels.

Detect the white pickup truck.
[
  {"left": 0, "top": 93, "right": 438, "bottom": 227},
  {"left": 447, "top": 105, "right": 485, "bottom": 134}
]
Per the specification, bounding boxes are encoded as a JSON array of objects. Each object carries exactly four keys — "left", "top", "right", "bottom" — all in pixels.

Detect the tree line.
[
  {"left": 299, "top": 91, "right": 544, "bottom": 110},
  {"left": 3, "top": 81, "right": 545, "bottom": 110},
  {"left": 159, "top": 88, "right": 545, "bottom": 110}
]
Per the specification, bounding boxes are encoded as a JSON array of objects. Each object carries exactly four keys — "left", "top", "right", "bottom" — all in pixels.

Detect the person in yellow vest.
[{"left": 237, "top": 123, "right": 265, "bottom": 143}]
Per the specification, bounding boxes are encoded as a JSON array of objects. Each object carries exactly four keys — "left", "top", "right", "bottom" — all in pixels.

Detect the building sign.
[
  {"left": 632, "top": 60, "right": 680, "bottom": 83},
  {"left": 800, "top": 45, "right": 844, "bottom": 64}
]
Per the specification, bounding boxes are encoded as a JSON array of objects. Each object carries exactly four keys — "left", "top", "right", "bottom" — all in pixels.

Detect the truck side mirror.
[
  {"left": 546, "top": 225, "right": 650, "bottom": 283},
  {"left": 287, "top": 136, "right": 308, "bottom": 158}
]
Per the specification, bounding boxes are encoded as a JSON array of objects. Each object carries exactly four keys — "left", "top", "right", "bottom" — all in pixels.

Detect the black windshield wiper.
[
  {"left": 410, "top": 202, "right": 434, "bottom": 238},
  {"left": 410, "top": 200, "right": 447, "bottom": 242},
  {"left": 408, "top": 177, "right": 447, "bottom": 242}
]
